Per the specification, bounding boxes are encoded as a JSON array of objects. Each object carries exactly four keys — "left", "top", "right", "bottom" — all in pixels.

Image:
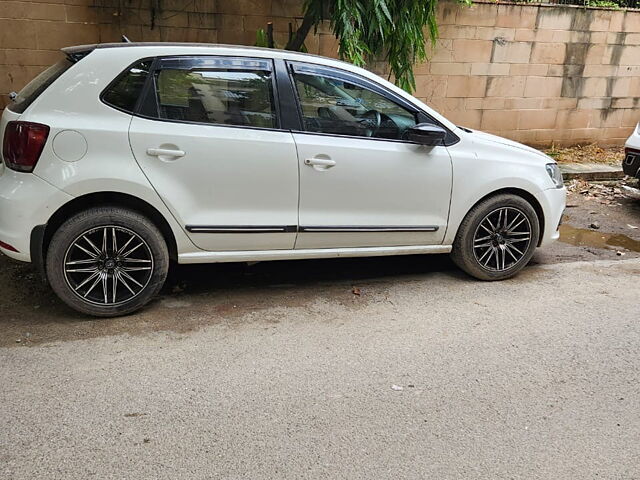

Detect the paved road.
[{"left": 2, "top": 257, "right": 639, "bottom": 479}]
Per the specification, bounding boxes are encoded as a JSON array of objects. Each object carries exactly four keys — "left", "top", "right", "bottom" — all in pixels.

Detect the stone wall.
[{"left": 1, "top": 0, "right": 640, "bottom": 146}]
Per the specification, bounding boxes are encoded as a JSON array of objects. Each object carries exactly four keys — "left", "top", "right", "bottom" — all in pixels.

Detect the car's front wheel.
[
  {"left": 451, "top": 194, "right": 540, "bottom": 281},
  {"left": 46, "top": 206, "right": 169, "bottom": 317}
]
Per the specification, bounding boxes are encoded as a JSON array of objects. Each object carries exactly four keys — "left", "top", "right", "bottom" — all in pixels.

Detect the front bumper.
[
  {"left": 0, "top": 168, "right": 73, "bottom": 262},
  {"left": 535, "top": 186, "right": 567, "bottom": 247}
]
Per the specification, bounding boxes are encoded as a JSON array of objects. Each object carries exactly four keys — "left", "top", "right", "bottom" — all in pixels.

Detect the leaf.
[{"left": 286, "top": 0, "right": 462, "bottom": 93}]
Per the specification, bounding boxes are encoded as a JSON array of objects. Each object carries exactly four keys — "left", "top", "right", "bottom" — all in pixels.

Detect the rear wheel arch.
[{"left": 37, "top": 192, "right": 178, "bottom": 271}]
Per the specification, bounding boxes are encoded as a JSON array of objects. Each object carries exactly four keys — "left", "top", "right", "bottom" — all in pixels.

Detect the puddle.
[{"left": 559, "top": 225, "right": 640, "bottom": 252}]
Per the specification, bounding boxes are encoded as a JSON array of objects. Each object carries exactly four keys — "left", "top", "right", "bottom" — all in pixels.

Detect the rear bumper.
[
  {"left": 535, "top": 186, "right": 566, "bottom": 247},
  {"left": 0, "top": 169, "right": 73, "bottom": 262}
]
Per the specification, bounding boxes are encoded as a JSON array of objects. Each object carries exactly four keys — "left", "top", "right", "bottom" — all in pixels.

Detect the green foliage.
[
  {"left": 585, "top": 0, "right": 621, "bottom": 8},
  {"left": 291, "top": 0, "right": 442, "bottom": 93},
  {"left": 255, "top": 28, "right": 270, "bottom": 48}
]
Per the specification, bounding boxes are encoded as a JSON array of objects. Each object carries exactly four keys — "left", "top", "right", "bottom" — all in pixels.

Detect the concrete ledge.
[
  {"left": 473, "top": 0, "right": 640, "bottom": 13},
  {"left": 559, "top": 163, "right": 625, "bottom": 181}
]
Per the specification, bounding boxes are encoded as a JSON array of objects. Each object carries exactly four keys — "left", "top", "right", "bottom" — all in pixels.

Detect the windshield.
[{"left": 8, "top": 58, "right": 73, "bottom": 114}]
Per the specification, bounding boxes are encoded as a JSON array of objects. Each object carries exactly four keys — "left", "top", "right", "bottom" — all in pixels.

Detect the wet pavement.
[{"left": 559, "top": 224, "right": 640, "bottom": 252}]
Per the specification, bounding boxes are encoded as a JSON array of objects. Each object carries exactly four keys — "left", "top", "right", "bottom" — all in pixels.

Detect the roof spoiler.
[
  {"left": 62, "top": 36, "right": 131, "bottom": 62},
  {"left": 62, "top": 44, "right": 97, "bottom": 63}
]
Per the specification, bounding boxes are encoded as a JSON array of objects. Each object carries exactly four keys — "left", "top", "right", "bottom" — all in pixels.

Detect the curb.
[{"left": 559, "top": 163, "right": 625, "bottom": 182}]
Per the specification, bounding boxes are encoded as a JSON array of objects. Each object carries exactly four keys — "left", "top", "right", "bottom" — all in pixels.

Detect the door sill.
[{"left": 178, "top": 244, "right": 452, "bottom": 264}]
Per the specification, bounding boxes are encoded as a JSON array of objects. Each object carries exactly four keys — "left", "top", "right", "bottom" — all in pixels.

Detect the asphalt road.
[
  {"left": 1, "top": 256, "right": 639, "bottom": 479},
  {"left": 1, "top": 188, "right": 639, "bottom": 479}
]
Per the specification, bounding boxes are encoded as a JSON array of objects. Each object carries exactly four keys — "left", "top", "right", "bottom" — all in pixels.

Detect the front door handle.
[
  {"left": 147, "top": 147, "right": 186, "bottom": 158},
  {"left": 304, "top": 157, "right": 336, "bottom": 168}
]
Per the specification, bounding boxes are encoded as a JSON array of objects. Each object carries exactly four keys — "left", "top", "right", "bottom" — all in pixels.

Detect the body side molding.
[
  {"left": 186, "top": 225, "right": 297, "bottom": 233},
  {"left": 186, "top": 225, "right": 439, "bottom": 233}
]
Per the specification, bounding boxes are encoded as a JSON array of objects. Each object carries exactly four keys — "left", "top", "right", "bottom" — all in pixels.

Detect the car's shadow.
[{"left": 165, "top": 253, "right": 459, "bottom": 295}]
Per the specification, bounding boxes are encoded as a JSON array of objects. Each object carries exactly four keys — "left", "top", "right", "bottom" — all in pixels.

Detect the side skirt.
[{"left": 178, "top": 244, "right": 452, "bottom": 264}]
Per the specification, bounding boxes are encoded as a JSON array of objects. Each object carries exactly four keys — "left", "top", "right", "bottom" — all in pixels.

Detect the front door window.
[{"left": 293, "top": 72, "right": 417, "bottom": 140}]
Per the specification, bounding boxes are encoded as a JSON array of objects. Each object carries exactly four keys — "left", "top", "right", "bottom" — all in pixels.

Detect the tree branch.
[{"left": 285, "top": 12, "right": 316, "bottom": 51}]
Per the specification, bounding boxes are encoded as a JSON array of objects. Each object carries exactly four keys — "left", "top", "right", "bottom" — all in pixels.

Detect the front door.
[
  {"left": 289, "top": 63, "right": 453, "bottom": 249},
  {"left": 128, "top": 56, "right": 299, "bottom": 251}
]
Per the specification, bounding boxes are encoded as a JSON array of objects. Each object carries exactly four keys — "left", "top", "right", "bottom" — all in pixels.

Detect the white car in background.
[
  {"left": 0, "top": 43, "right": 566, "bottom": 317},
  {"left": 624, "top": 123, "right": 640, "bottom": 180}
]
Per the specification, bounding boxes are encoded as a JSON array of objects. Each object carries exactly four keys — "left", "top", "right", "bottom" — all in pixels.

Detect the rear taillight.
[{"left": 2, "top": 121, "right": 49, "bottom": 173}]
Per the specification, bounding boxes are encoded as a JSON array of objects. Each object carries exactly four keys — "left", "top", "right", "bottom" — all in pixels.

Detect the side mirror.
[{"left": 404, "top": 123, "right": 447, "bottom": 146}]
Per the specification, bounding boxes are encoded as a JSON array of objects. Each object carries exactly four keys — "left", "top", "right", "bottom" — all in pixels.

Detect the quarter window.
[
  {"left": 293, "top": 72, "right": 417, "bottom": 140},
  {"left": 155, "top": 68, "right": 277, "bottom": 129},
  {"left": 102, "top": 60, "right": 152, "bottom": 113}
]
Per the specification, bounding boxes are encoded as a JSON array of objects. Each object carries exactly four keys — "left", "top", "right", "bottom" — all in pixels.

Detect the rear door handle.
[
  {"left": 147, "top": 148, "right": 185, "bottom": 158},
  {"left": 304, "top": 158, "right": 336, "bottom": 168}
]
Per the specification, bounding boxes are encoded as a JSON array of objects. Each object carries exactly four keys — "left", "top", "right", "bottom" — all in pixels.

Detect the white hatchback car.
[{"left": 0, "top": 43, "right": 566, "bottom": 316}]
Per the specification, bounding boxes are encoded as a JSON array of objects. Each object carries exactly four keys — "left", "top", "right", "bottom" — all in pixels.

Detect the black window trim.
[
  {"left": 135, "top": 54, "right": 285, "bottom": 132},
  {"left": 284, "top": 60, "right": 459, "bottom": 146}
]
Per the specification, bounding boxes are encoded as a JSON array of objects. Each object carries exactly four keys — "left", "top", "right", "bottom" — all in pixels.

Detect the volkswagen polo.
[{"left": 0, "top": 43, "right": 566, "bottom": 316}]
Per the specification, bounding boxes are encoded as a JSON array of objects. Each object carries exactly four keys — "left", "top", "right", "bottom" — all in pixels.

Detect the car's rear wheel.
[
  {"left": 451, "top": 194, "right": 540, "bottom": 281},
  {"left": 46, "top": 206, "right": 168, "bottom": 317}
]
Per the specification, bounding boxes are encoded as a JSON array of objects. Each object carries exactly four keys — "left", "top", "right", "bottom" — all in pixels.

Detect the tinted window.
[
  {"left": 155, "top": 68, "right": 277, "bottom": 128},
  {"left": 8, "top": 59, "right": 73, "bottom": 114},
  {"left": 293, "top": 72, "right": 417, "bottom": 140},
  {"left": 102, "top": 60, "right": 152, "bottom": 113}
]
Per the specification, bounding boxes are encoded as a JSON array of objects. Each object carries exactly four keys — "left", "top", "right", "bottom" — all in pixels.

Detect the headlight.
[{"left": 545, "top": 163, "right": 564, "bottom": 188}]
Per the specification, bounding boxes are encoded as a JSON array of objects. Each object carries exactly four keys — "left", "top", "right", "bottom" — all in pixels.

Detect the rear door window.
[
  {"left": 152, "top": 57, "right": 278, "bottom": 129},
  {"left": 8, "top": 59, "right": 73, "bottom": 114}
]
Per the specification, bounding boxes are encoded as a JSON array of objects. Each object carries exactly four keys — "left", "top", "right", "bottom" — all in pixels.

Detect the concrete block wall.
[
  {"left": 414, "top": 1, "right": 640, "bottom": 146},
  {"left": 1, "top": 0, "right": 640, "bottom": 146},
  {"left": 0, "top": 0, "right": 318, "bottom": 111}
]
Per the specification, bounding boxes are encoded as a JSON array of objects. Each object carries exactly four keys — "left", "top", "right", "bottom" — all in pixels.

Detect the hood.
[{"left": 465, "top": 129, "right": 552, "bottom": 162}]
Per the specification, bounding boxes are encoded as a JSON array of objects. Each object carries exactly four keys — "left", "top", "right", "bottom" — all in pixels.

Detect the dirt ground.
[
  {"left": 1, "top": 179, "right": 639, "bottom": 348},
  {"left": 544, "top": 143, "right": 625, "bottom": 165}
]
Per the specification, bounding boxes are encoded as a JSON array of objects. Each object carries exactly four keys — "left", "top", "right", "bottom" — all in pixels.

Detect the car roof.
[{"left": 62, "top": 42, "right": 354, "bottom": 68}]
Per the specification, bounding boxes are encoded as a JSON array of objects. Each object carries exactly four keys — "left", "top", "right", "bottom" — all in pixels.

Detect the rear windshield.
[{"left": 8, "top": 58, "right": 73, "bottom": 114}]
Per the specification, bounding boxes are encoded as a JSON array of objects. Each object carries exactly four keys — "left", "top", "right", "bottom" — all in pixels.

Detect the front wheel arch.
[{"left": 457, "top": 188, "right": 545, "bottom": 247}]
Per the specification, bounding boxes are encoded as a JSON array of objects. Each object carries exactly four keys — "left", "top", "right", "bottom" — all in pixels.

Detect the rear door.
[{"left": 128, "top": 56, "right": 299, "bottom": 251}]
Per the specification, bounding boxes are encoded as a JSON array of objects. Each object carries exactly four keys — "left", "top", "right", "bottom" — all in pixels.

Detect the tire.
[
  {"left": 451, "top": 194, "right": 540, "bottom": 281},
  {"left": 46, "top": 206, "right": 169, "bottom": 317}
]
